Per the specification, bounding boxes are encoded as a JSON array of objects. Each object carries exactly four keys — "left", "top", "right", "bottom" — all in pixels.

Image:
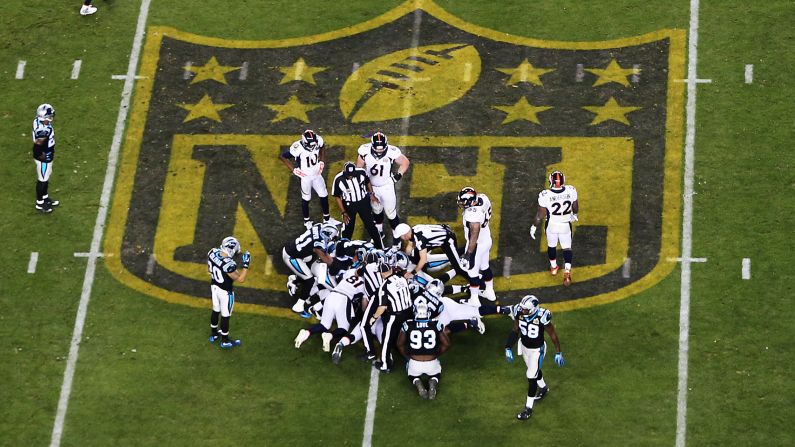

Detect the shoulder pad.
[
  {"left": 539, "top": 190, "right": 548, "bottom": 197},
  {"left": 222, "top": 259, "right": 238, "bottom": 273},
  {"left": 540, "top": 308, "right": 552, "bottom": 324},
  {"left": 357, "top": 144, "right": 370, "bottom": 156}
]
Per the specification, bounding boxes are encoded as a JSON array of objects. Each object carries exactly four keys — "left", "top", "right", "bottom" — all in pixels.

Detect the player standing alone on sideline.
[
  {"left": 280, "top": 129, "right": 330, "bottom": 228},
  {"left": 207, "top": 236, "right": 250, "bottom": 348},
  {"left": 31, "top": 104, "right": 60, "bottom": 213},
  {"left": 530, "top": 171, "right": 579, "bottom": 286},
  {"left": 356, "top": 132, "right": 410, "bottom": 247},
  {"left": 505, "top": 295, "right": 564, "bottom": 420},
  {"left": 80, "top": 1, "right": 97, "bottom": 15}
]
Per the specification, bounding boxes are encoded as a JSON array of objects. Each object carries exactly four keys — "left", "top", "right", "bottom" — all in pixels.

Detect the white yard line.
[
  {"left": 622, "top": 257, "right": 632, "bottom": 279},
  {"left": 16, "top": 60, "right": 26, "bottom": 79},
  {"left": 575, "top": 63, "right": 584, "bottom": 82},
  {"left": 111, "top": 74, "right": 146, "bottom": 80},
  {"left": 741, "top": 258, "right": 751, "bottom": 280},
  {"left": 362, "top": 5, "right": 423, "bottom": 447},
  {"left": 183, "top": 61, "right": 193, "bottom": 80},
  {"left": 744, "top": 64, "right": 753, "bottom": 84},
  {"left": 677, "top": 0, "right": 701, "bottom": 446},
  {"left": 361, "top": 367, "right": 381, "bottom": 447},
  {"left": 631, "top": 64, "right": 641, "bottom": 83},
  {"left": 239, "top": 61, "right": 249, "bottom": 80},
  {"left": 28, "top": 252, "right": 39, "bottom": 274},
  {"left": 49, "top": 1, "right": 153, "bottom": 446},
  {"left": 71, "top": 60, "right": 82, "bottom": 80}
]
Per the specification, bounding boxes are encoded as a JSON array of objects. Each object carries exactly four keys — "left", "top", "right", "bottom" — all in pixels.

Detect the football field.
[{"left": 1, "top": 1, "right": 793, "bottom": 446}]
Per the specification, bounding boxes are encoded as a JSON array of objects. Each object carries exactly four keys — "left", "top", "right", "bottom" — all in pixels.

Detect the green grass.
[{"left": 1, "top": 0, "right": 793, "bottom": 445}]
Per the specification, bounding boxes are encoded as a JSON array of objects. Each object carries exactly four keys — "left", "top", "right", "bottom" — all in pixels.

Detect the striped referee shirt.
[
  {"left": 332, "top": 168, "right": 370, "bottom": 203},
  {"left": 377, "top": 274, "right": 412, "bottom": 314},
  {"left": 412, "top": 224, "right": 452, "bottom": 251}
]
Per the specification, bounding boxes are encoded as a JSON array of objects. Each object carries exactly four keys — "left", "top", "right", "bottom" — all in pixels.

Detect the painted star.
[
  {"left": 177, "top": 94, "right": 234, "bottom": 123},
  {"left": 492, "top": 97, "right": 553, "bottom": 125},
  {"left": 582, "top": 96, "right": 641, "bottom": 125},
  {"left": 585, "top": 59, "right": 639, "bottom": 87},
  {"left": 185, "top": 56, "right": 240, "bottom": 85},
  {"left": 278, "top": 58, "right": 328, "bottom": 85},
  {"left": 495, "top": 59, "right": 554, "bottom": 86},
  {"left": 264, "top": 95, "right": 323, "bottom": 123}
]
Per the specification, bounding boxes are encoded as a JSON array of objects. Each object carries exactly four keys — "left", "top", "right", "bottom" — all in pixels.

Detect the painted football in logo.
[{"left": 340, "top": 43, "right": 481, "bottom": 122}]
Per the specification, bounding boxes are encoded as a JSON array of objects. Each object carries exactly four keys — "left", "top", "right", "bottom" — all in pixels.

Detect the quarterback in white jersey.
[
  {"left": 280, "top": 129, "right": 330, "bottom": 227},
  {"left": 530, "top": 171, "right": 579, "bottom": 286},
  {"left": 356, "top": 132, "right": 410, "bottom": 247},
  {"left": 458, "top": 187, "right": 496, "bottom": 304}
]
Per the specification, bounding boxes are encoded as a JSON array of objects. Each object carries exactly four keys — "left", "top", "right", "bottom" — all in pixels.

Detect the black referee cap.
[{"left": 343, "top": 161, "right": 356, "bottom": 177}]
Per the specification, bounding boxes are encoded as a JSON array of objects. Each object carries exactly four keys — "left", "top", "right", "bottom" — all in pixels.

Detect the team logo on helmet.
[
  {"left": 300, "top": 129, "right": 320, "bottom": 150},
  {"left": 220, "top": 236, "right": 241, "bottom": 257},
  {"left": 548, "top": 171, "right": 565, "bottom": 189},
  {"left": 370, "top": 132, "right": 388, "bottom": 157},
  {"left": 457, "top": 186, "right": 477, "bottom": 208},
  {"left": 36, "top": 103, "right": 55, "bottom": 121}
]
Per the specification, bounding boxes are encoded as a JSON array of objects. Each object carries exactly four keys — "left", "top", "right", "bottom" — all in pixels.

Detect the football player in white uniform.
[
  {"left": 356, "top": 132, "right": 410, "bottom": 247},
  {"left": 530, "top": 171, "right": 579, "bottom": 286},
  {"left": 31, "top": 104, "right": 60, "bottom": 213},
  {"left": 280, "top": 129, "right": 330, "bottom": 228},
  {"left": 458, "top": 187, "right": 496, "bottom": 305}
]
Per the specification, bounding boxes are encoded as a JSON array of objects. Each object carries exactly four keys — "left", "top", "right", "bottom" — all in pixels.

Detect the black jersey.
[
  {"left": 512, "top": 306, "right": 553, "bottom": 349},
  {"left": 411, "top": 289, "right": 445, "bottom": 320},
  {"left": 207, "top": 248, "right": 238, "bottom": 292},
  {"left": 285, "top": 224, "right": 326, "bottom": 258},
  {"left": 402, "top": 319, "right": 445, "bottom": 357}
]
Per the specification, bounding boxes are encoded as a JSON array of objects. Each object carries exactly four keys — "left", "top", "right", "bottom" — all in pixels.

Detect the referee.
[
  {"left": 332, "top": 162, "right": 384, "bottom": 249},
  {"left": 369, "top": 252, "right": 413, "bottom": 372}
]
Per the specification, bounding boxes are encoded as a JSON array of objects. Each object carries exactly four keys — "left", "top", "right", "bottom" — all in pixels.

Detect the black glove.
[{"left": 391, "top": 171, "right": 403, "bottom": 182}]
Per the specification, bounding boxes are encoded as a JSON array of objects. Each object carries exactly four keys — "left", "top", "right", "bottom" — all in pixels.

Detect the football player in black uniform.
[
  {"left": 505, "top": 295, "right": 564, "bottom": 420},
  {"left": 397, "top": 297, "right": 451, "bottom": 399},
  {"left": 207, "top": 236, "right": 250, "bottom": 349},
  {"left": 282, "top": 223, "right": 339, "bottom": 317},
  {"left": 32, "top": 104, "right": 60, "bottom": 213}
]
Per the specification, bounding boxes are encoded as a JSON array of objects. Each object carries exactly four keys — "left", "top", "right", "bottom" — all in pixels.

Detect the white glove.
[
  {"left": 318, "top": 161, "right": 325, "bottom": 173},
  {"left": 530, "top": 225, "right": 537, "bottom": 240},
  {"left": 570, "top": 213, "right": 578, "bottom": 222},
  {"left": 293, "top": 168, "right": 306, "bottom": 178},
  {"left": 460, "top": 257, "right": 470, "bottom": 271}
]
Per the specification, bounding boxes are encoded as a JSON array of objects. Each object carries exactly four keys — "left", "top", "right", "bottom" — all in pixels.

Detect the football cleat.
[
  {"left": 517, "top": 407, "right": 533, "bottom": 421},
  {"left": 563, "top": 270, "right": 572, "bottom": 286},
  {"left": 321, "top": 332, "right": 333, "bottom": 352},
  {"left": 303, "top": 221, "right": 312, "bottom": 229},
  {"left": 35, "top": 202, "right": 53, "bottom": 213},
  {"left": 372, "top": 360, "right": 391, "bottom": 373},
  {"left": 291, "top": 299, "right": 305, "bottom": 314},
  {"left": 294, "top": 329, "right": 311, "bottom": 349},
  {"left": 220, "top": 338, "right": 241, "bottom": 349},
  {"left": 209, "top": 334, "right": 220, "bottom": 343},
  {"left": 358, "top": 351, "right": 376, "bottom": 362},
  {"left": 428, "top": 377, "right": 438, "bottom": 400},
  {"left": 286, "top": 275, "right": 298, "bottom": 297},
  {"left": 550, "top": 265, "right": 560, "bottom": 276},
  {"left": 470, "top": 317, "right": 486, "bottom": 335},
  {"left": 413, "top": 379, "right": 428, "bottom": 399},
  {"left": 331, "top": 341, "right": 345, "bottom": 364},
  {"left": 480, "top": 288, "right": 496, "bottom": 302},
  {"left": 79, "top": 5, "right": 97, "bottom": 15},
  {"left": 535, "top": 386, "right": 549, "bottom": 401},
  {"left": 466, "top": 295, "right": 481, "bottom": 308},
  {"left": 43, "top": 197, "right": 60, "bottom": 207}
]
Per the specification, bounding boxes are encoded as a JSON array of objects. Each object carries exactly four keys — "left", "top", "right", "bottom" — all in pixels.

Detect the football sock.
[
  {"left": 210, "top": 311, "right": 220, "bottom": 333},
  {"left": 36, "top": 181, "right": 46, "bottom": 201},
  {"left": 308, "top": 323, "right": 326, "bottom": 334},
  {"left": 563, "top": 249, "right": 572, "bottom": 269},
  {"left": 526, "top": 379, "right": 538, "bottom": 408},
  {"left": 43, "top": 180, "right": 49, "bottom": 196},
  {"left": 478, "top": 304, "right": 498, "bottom": 315},
  {"left": 84, "top": 0, "right": 92, "bottom": 5},
  {"left": 537, "top": 371, "right": 547, "bottom": 389},
  {"left": 320, "top": 196, "right": 330, "bottom": 218},
  {"left": 220, "top": 316, "right": 230, "bottom": 340},
  {"left": 301, "top": 199, "right": 310, "bottom": 221},
  {"left": 548, "top": 247, "right": 557, "bottom": 262},
  {"left": 447, "top": 321, "right": 468, "bottom": 333},
  {"left": 387, "top": 215, "right": 400, "bottom": 229},
  {"left": 439, "top": 269, "right": 457, "bottom": 283}
]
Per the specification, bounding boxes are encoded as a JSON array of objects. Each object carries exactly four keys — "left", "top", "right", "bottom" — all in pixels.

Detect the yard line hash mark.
[
  {"left": 744, "top": 64, "right": 753, "bottom": 84},
  {"left": 622, "top": 258, "right": 632, "bottom": 278},
  {"left": 675, "top": 78, "right": 711, "bottom": 84},
  {"left": 575, "top": 63, "right": 584, "bottom": 82},
  {"left": 16, "top": 60, "right": 26, "bottom": 79},
  {"left": 28, "top": 252, "right": 39, "bottom": 274},
  {"left": 111, "top": 75, "right": 146, "bottom": 80},
  {"left": 239, "top": 61, "right": 249, "bottom": 80},
  {"left": 677, "top": 0, "right": 702, "bottom": 446},
  {"left": 503, "top": 256, "right": 512, "bottom": 279},
  {"left": 183, "top": 61, "right": 193, "bottom": 80},
  {"left": 742, "top": 258, "right": 751, "bottom": 279},
  {"left": 631, "top": 64, "right": 641, "bottom": 83},
  {"left": 50, "top": 1, "right": 153, "bottom": 446},
  {"left": 145, "top": 254, "right": 156, "bottom": 276},
  {"left": 71, "top": 60, "right": 82, "bottom": 80}
]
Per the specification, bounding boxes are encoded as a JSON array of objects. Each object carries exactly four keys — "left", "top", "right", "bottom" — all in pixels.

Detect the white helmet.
[
  {"left": 319, "top": 223, "right": 339, "bottom": 246},
  {"left": 425, "top": 278, "right": 444, "bottom": 299},
  {"left": 390, "top": 251, "right": 410, "bottom": 271},
  {"left": 413, "top": 296, "right": 431, "bottom": 320},
  {"left": 519, "top": 294, "right": 540, "bottom": 315},
  {"left": 220, "top": 236, "right": 241, "bottom": 257},
  {"left": 37, "top": 103, "right": 55, "bottom": 121}
]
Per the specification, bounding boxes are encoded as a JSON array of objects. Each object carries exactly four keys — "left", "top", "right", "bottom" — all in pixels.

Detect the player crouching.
[{"left": 397, "top": 297, "right": 451, "bottom": 399}]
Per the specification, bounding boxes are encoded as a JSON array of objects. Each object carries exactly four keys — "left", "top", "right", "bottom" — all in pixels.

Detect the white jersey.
[
  {"left": 289, "top": 135, "right": 325, "bottom": 176},
  {"left": 463, "top": 193, "right": 493, "bottom": 244},
  {"left": 332, "top": 268, "right": 366, "bottom": 299},
  {"left": 32, "top": 118, "right": 55, "bottom": 148},
  {"left": 357, "top": 143, "right": 403, "bottom": 187},
  {"left": 538, "top": 185, "right": 578, "bottom": 225}
]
